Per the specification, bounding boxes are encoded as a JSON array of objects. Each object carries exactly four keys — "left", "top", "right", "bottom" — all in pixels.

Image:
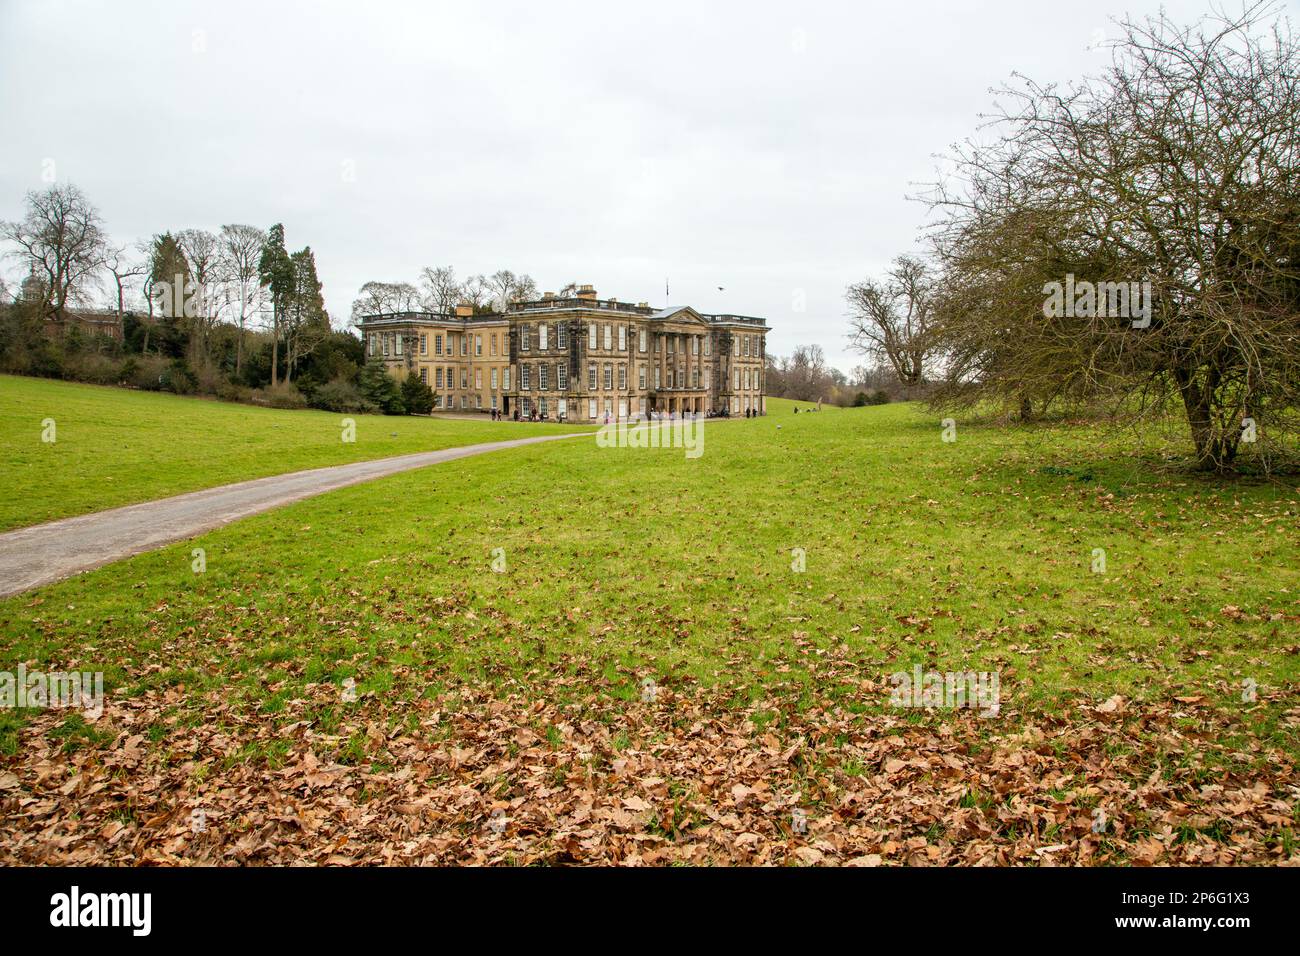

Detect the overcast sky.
[{"left": 0, "top": 0, "right": 1245, "bottom": 371}]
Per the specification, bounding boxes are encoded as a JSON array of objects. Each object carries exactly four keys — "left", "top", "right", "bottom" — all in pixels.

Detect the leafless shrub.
[{"left": 924, "top": 2, "right": 1300, "bottom": 471}]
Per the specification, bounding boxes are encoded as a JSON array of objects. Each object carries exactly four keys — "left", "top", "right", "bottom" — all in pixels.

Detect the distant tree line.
[
  {"left": 349, "top": 267, "right": 542, "bottom": 322},
  {"left": 0, "top": 183, "right": 428, "bottom": 415},
  {"left": 763, "top": 344, "right": 916, "bottom": 407}
]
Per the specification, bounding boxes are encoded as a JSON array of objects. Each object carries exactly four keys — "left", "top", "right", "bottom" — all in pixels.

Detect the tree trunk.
[
  {"left": 270, "top": 306, "right": 279, "bottom": 388},
  {"left": 1175, "top": 363, "right": 1231, "bottom": 472},
  {"left": 235, "top": 289, "right": 246, "bottom": 379}
]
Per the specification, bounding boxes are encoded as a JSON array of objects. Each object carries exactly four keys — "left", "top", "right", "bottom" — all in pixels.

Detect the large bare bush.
[{"left": 926, "top": 3, "right": 1300, "bottom": 470}]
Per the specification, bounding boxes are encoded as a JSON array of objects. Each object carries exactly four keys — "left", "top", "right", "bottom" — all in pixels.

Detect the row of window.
[
  {"left": 733, "top": 333, "right": 762, "bottom": 358},
  {"left": 370, "top": 327, "right": 766, "bottom": 362},
  {"left": 425, "top": 392, "right": 762, "bottom": 416},
  {"left": 419, "top": 366, "right": 512, "bottom": 391},
  {"left": 425, "top": 393, "right": 762, "bottom": 416},
  {"left": 518, "top": 363, "right": 569, "bottom": 391},
  {"left": 418, "top": 362, "right": 763, "bottom": 394},
  {"left": 513, "top": 395, "right": 762, "bottom": 419},
  {"left": 514, "top": 364, "right": 761, "bottom": 392},
  {"left": 431, "top": 393, "right": 491, "bottom": 410},
  {"left": 515, "top": 397, "right": 616, "bottom": 420},
  {"left": 517, "top": 324, "right": 764, "bottom": 359},
  {"left": 520, "top": 323, "right": 569, "bottom": 351},
  {"left": 370, "top": 330, "right": 502, "bottom": 358},
  {"left": 520, "top": 322, "right": 697, "bottom": 356}
]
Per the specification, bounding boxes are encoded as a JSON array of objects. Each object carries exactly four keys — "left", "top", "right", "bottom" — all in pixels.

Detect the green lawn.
[
  {"left": 2, "top": 393, "right": 1297, "bottom": 864},
  {"left": 0, "top": 374, "right": 589, "bottom": 531}
]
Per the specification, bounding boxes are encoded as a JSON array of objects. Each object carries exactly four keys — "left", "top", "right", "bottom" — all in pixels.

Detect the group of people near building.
[
  {"left": 488, "top": 407, "right": 557, "bottom": 422},
  {"left": 485, "top": 405, "right": 766, "bottom": 423}
]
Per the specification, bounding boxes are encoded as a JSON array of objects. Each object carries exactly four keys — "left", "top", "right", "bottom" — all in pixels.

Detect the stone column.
[{"left": 686, "top": 334, "right": 692, "bottom": 405}]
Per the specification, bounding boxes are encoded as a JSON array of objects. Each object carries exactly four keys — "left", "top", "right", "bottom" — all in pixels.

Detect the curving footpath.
[{"left": 0, "top": 432, "right": 586, "bottom": 598}]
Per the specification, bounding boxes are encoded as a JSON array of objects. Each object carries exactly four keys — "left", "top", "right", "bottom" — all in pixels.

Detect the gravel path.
[{"left": 0, "top": 432, "right": 585, "bottom": 598}]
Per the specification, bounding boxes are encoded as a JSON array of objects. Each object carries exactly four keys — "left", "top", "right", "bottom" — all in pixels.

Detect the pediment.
[{"left": 653, "top": 307, "right": 707, "bottom": 327}]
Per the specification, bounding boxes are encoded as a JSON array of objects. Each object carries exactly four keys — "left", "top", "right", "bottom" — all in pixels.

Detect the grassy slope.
[
  {"left": 3, "top": 398, "right": 1296, "bottom": 738},
  {"left": 2, "top": 396, "right": 1297, "bottom": 863},
  {"left": 0, "top": 374, "right": 588, "bottom": 531}
]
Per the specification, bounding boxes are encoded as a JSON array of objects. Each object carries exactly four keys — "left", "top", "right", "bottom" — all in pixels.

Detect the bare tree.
[
  {"left": 418, "top": 265, "right": 460, "bottom": 315},
  {"left": 0, "top": 183, "right": 105, "bottom": 324},
  {"left": 350, "top": 281, "right": 419, "bottom": 324},
  {"left": 459, "top": 274, "right": 492, "bottom": 311},
  {"left": 486, "top": 269, "right": 537, "bottom": 311},
  {"left": 101, "top": 244, "right": 148, "bottom": 339},
  {"left": 925, "top": 3, "right": 1300, "bottom": 470},
  {"left": 176, "top": 228, "right": 224, "bottom": 366},
  {"left": 846, "top": 255, "right": 938, "bottom": 387},
  {"left": 219, "top": 224, "right": 266, "bottom": 377},
  {"left": 130, "top": 237, "right": 163, "bottom": 353},
  {"left": 512, "top": 273, "right": 538, "bottom": 303},
  {"left": 782, "top": 345, "right": 831, "bottom": 402},
  {"left": 487, "top": 270, "right": 517, "bottom": 311}
]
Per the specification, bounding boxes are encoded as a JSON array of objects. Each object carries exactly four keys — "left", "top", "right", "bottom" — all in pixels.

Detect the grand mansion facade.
[{"left": 358, "top": 285, "right": 768, "bottom": 420}]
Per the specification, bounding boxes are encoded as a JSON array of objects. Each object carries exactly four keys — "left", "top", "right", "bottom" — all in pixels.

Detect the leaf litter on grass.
[{"left": 2, "top": 646, "right": 1295, "bottom": 866}]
